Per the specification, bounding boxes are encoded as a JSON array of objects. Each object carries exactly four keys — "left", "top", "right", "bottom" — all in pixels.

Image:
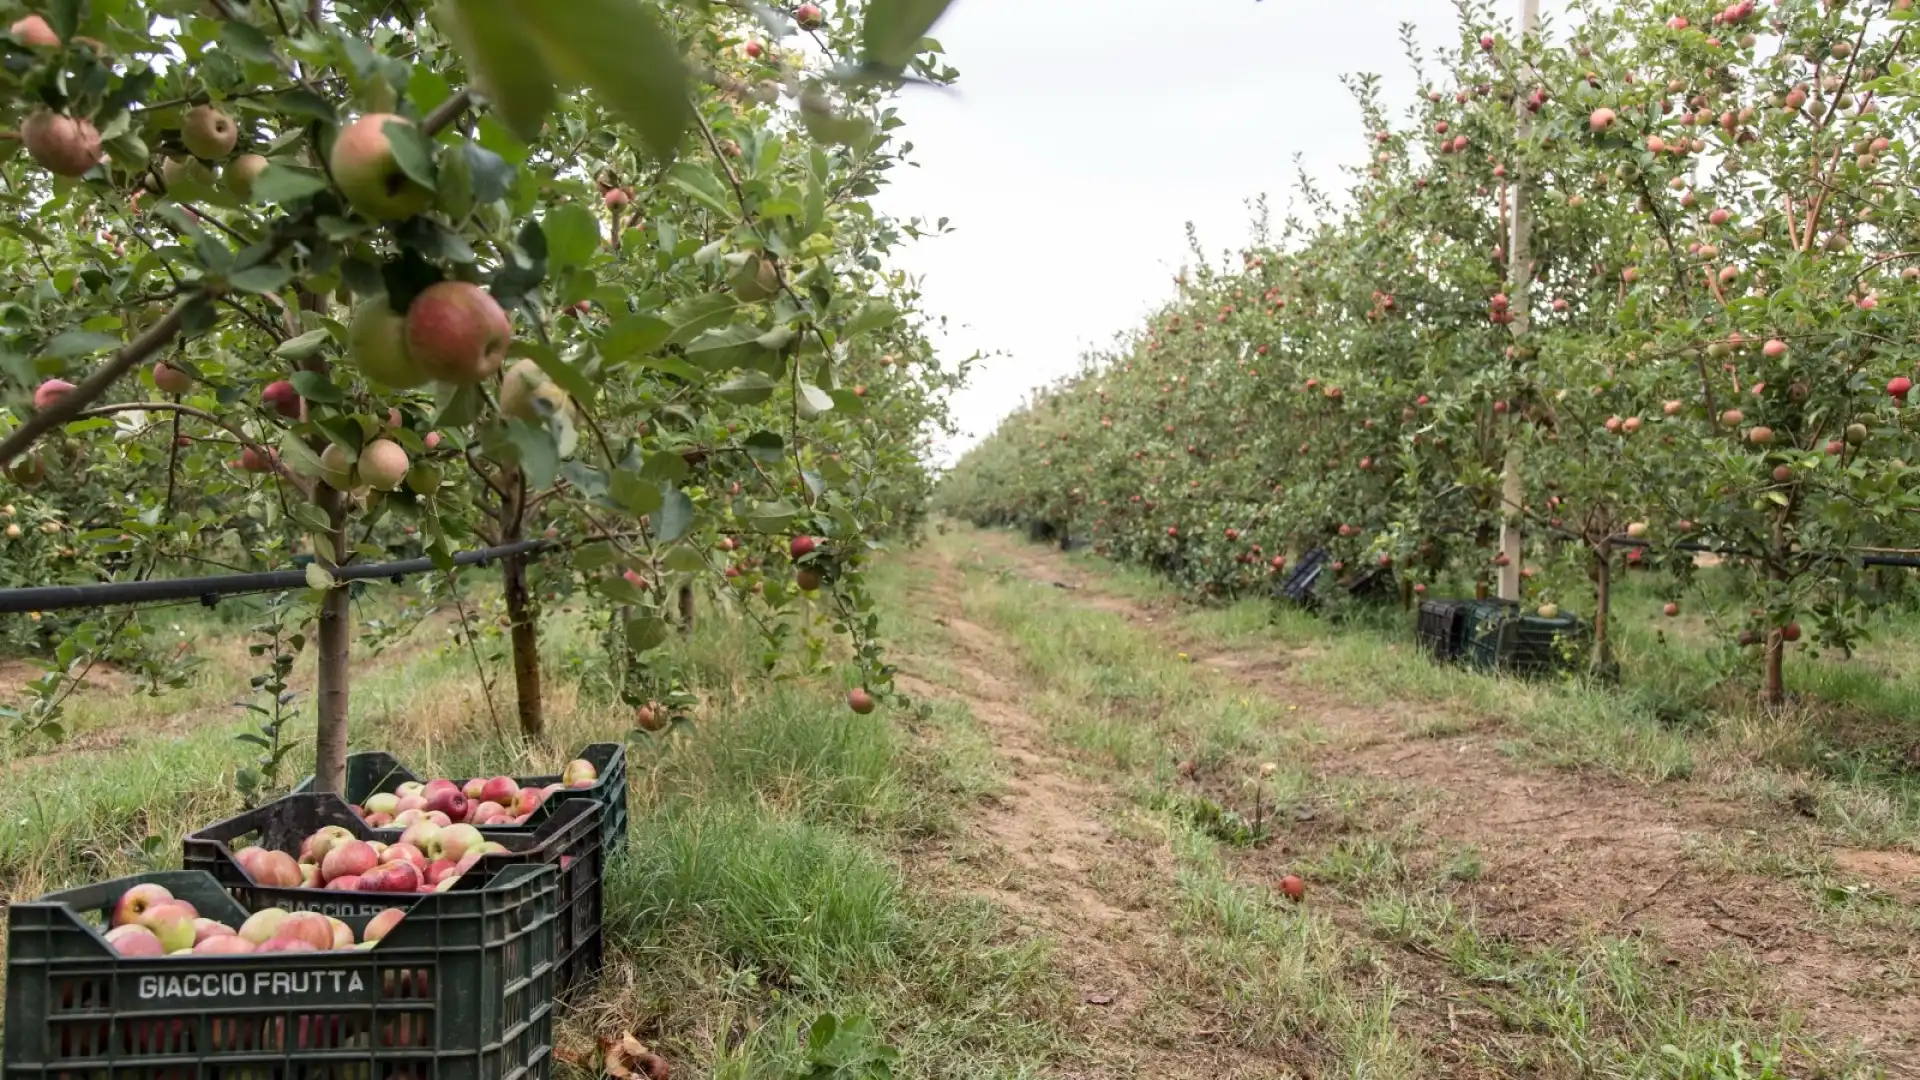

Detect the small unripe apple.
[
  {"left": 225, "top": 153, "right": 269, "bottom": 199},
  {"left": 182, "top": 105, "right": 238, "bottom": 160},
  {"left": 359, "top": 439, "right": 409, "bottom": 490}
]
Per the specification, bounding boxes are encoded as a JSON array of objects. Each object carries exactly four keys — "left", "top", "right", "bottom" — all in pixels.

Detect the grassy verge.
[
  {"left": 0, "top": 566, "right": 1079, "bottom": 1080},
  {"left": 935, "top": 533, "right": 1877, "bottom": 1077}
]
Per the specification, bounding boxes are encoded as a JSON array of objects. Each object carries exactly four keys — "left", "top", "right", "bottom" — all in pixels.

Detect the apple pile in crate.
[
  {"left": 100, "top": 881, "right": 405, "bottom": 956},
  {"left": 236, "top": 812, "right": 504, "bottom": 894},
  {"left": 350, "top": 758, "right": 600, "bottom": 828}
]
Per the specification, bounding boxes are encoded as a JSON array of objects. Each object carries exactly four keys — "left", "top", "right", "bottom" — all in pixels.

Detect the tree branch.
[{"left": 0, "top": 301, "right": 194, "bottom": 469}]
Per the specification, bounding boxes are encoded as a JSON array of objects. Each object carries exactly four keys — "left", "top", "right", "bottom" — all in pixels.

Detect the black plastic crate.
[
  {"left": 1416, "top": 599, "right": 1475, "bottom": 661},
  {"left": 184, "top": 793, "right": 603, "bottom": 1002},
  {"left": 1345, "top": 565, "right": 1396, "bottom": 603},
  {"left": 4, "top": 864, "right": 555, "bottom": 1080},
  {"left": 1277, "top": 547, "right": 1331, "bottom": 603},
  {"left": 1466, "top": 604, "right": 1588, "bottom": 676},
  {"left": 293, "top": 742, "right": 627, "bottom": 862}
]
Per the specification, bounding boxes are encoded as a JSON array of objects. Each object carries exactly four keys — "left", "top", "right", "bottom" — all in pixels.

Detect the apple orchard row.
[{"left": 938, "top": 0, "right": 1920, "bottom": 701}]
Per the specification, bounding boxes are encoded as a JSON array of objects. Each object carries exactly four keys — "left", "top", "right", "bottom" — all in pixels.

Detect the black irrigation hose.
[
  {"left": 0, "top": 539, "right": 554, "bottom": 615},
  {"left": 1587, "top": 533, "right": 1920, "bottom": 569}
]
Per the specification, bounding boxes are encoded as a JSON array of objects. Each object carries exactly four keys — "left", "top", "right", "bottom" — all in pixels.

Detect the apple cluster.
[
  {"left": 102, "top": 882, "right": 405, "bottom": 957},
  {"left": 348, "top": 758, "right": 599, "bottom": 830}
]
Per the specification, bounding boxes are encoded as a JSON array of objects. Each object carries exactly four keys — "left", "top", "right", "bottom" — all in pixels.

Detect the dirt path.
[{"left": 898, "top": 528, "right": 1920, "bottom": 1076}]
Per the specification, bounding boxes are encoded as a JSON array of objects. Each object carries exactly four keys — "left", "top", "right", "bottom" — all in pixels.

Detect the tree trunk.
[
  {"left": 503, "top": 551, "right": 544, "bottom": 739},
  {"left": 1592, "top": 539, "right": 1612, "bottom": 673},
  {"left": 677, "top": 582, "right": 696, "bottom": 633},
  {"left": 312, "top": 482, "right": 352, "bottom": 795},
  {"left": 1763, "top": 629, "right": 1786, "bottom": 705},
  {"left": 498, "top": 465, "right": 543, "bottom": 738}
]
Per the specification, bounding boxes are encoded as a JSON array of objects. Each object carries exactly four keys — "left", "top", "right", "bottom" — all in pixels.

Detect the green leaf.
[
  {"left": 716, "top": 371, "right": 777, "bottom": 404},
  {"left": 844, "top": 301, "right": 900, "bottom": 340},
  {"left": 611, "top": 471, "right": 663, "bottom": 515},
  {"left": 38, "top": 330, "right": 119, "bottom": 359},
  {"left": 382, "top": 117, "right": 438, "bottom": 193},
  {"left": 464, "top": 142, "right": 516, "bottom": 204},
  {"left": 276, "top": 329, "right": 333, "bottom": 361},
  {"left": 640, "top": 451, "right": 690, "bottom": 483},
  {"left": 654, "top": 485, "right": 695, "bottom": 541},
  {"left": 797, "top": 381, "right": 835, "bottom": 419},
  {"left": 602, "top": 313, "right": 672, "bottom": 360},
  {"left": 861, "top": 0, "right": 955, "bottom": 69},
  {"left": 289, "top": 371, "right": 344, "bottom": 404},
  {"left": 220, "top": 19, "right": 280, "bottom": 65},
  {"left": 624, "top": 614, "right": 670, "bottom": 653},
  {"left": 543, "top": 203, "right": 602, "bottom": 274},
  {"left": 445, "top": 0, "right": 559, "bottom": 143},
  {"left": 434, "top": 382, "right": 484, "bottom": 427},
  {"left": 663, "top": 545, "right": 707, "bottom": 573},
  {"left": 667, "top": 162, "right": 736, "bottom": 218},
  {"left": 504, "top": 418, "right": 559, "bottom": 489},
  {"left": 250, "top": 165, "right": 330, "bottom": 204},
  {"left": 228, "top": 265, "right": 293, "bottom": 295},
  {"left": 524, "top": 346, "right": 597, "bottom": 404},
  {"left": 521, "top": 0, "right": 692, "bottom": 159},
  {"left": 743, "top": 430, "right": 785, "bottom": 462},
  {"left": 665, "top": 294, "right": 742, "bottom": 346},
  {"left": 305, "top": 563, "right": 335, "bottom": 590}
]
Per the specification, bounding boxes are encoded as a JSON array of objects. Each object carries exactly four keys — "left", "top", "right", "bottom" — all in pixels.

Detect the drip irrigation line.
[{"left": 0, "top": 539, "right": 553, "bottom": 615}]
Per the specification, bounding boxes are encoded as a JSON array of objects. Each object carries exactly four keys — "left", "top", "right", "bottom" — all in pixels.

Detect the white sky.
[{"left": 877, "top": 0, "right": 1538, "bottom": 461}]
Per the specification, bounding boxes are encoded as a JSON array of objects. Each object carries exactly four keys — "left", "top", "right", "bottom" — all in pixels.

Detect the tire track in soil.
[
  {"left": 892, "top": 551, "right": 1291, "bottom": 1079},
  {"left": 958, "top": 529, "right": 1920, "bottom": 1075}
]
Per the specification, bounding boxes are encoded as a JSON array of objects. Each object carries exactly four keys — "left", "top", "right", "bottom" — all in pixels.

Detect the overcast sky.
[{"left": 876, "top": 0, "right": 1536, "bottom": 461}]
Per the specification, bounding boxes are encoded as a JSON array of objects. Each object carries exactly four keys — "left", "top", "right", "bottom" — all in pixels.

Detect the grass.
[
  {"left": 1065, "top": 547, "right": 1920, "bottom": 851},
  {"left": 925, "top": 527, "right": 1891, "bottom": 1077},
  {"left": 0, "top": 566, "right": 1077, "bottom": 1080}
]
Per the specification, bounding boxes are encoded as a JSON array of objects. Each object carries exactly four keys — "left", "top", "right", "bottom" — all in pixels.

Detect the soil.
[{"left": 895, "top": 528, "right": 1920, "bottom": 1077}]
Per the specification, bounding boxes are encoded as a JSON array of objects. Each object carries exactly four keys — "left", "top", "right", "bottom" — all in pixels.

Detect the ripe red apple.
[
  {"left": 182, "top": 105, "right": 238, "bottom": 160},
  {"left": 604, "top": 187, "right": 631, "bottom": 208},
  {"left": 423, "top": 783, "right": 467, "bottom": 822},
  {"left": 360, "top": 861, "right": 423, "bottom": 893},
  {"left": 1590, "top": 107, "right": 1617, "bottom": 132},
  {"left": 321, "top": 840, "right": 379, "bottom": 883},
  {"left": 358, "top": 439, "right": 409, "bottom": 490},
  {"left": 365, "top": 907, "right": 406, "bottom": 943},
  {"left": 261, "top": 380, "right": 302, "bottom": 419},
  {"left": 407, "top": 281, "right": 511, "bottom": 384},
  {"left": 33, "top": 378, "right": 75, "bottom": 411},
  {"left": 479, "top": 776, "right": 520, "bottom": 807},
  {"left": 1663, "top": 602, "right": 1680, "bottom": 617},
  {"left": 745, "top": 39, "right": 765, "bottom": 59},
  {"left": 1663, "top": 400, "right": 1683, "bottom": 416},
  {"left": 1888, "top": 376, "right": 1912, "bottom": 401},
  {"left": 305, "top": 825, "right": 356, "bottom": 864},
  {"left": 275, "top": 913, "right": 336, "bottom": 951},
  {"left": 347, "top": 297, "right": 427, "bottom": 388},
  {"left": 383, "top": 842, "right": 428, "bottom": 871},
  {"left": 22, "top": 110, "right": 103, "bottom": 177},
  {"left": 193, "top": 918, "right": 237, "bottom": 944},
  {"left": 239, "top": 446, "right": 278, "bottom": 474},
  {"left": 11, "top": 14, "right": 59, "bottom": 46},
  {"left": 330, "top": 113, "right": 435, "bottom": 219},
  {"left": 795, "top": 2, "right": 823, "bottom": 28},
  {"left": 790, "top": 534, "right": 817, "bottom": 559},
  {"left": 436, "top": 823, "right": 485, "bottom": 862},
  {"left": 105, "top": 924, "right": 166, "bottom": 956},
  {"left": 1748, "top": 425, "right": 1773, "bottom": 445},
  {"left": 193, "top": 933, "right": 256, "bottom": 955},
  {"left": 111, "top": 883, "right": 174, "bottom": 928},
  {"left": 255, "top": 937, "right": 319, "bottom": 954},
  {"left": 1772, "top": 465, "right": 1793, "bottom": 483},
  {"left": 848, "top": 688, "right": 876, "bottom": 715},
  {"left": 1720, "top": 408, "right": 1745, "bottom": 427},
  {"left": 325, "top": 875, "right": 362, "bottom": 891},
  {"left": 152, "top": 362, "right": 191, "bottom": 394},
  {"left": 1278, "top": 875, "right": 1305, "bottom": 902}
]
